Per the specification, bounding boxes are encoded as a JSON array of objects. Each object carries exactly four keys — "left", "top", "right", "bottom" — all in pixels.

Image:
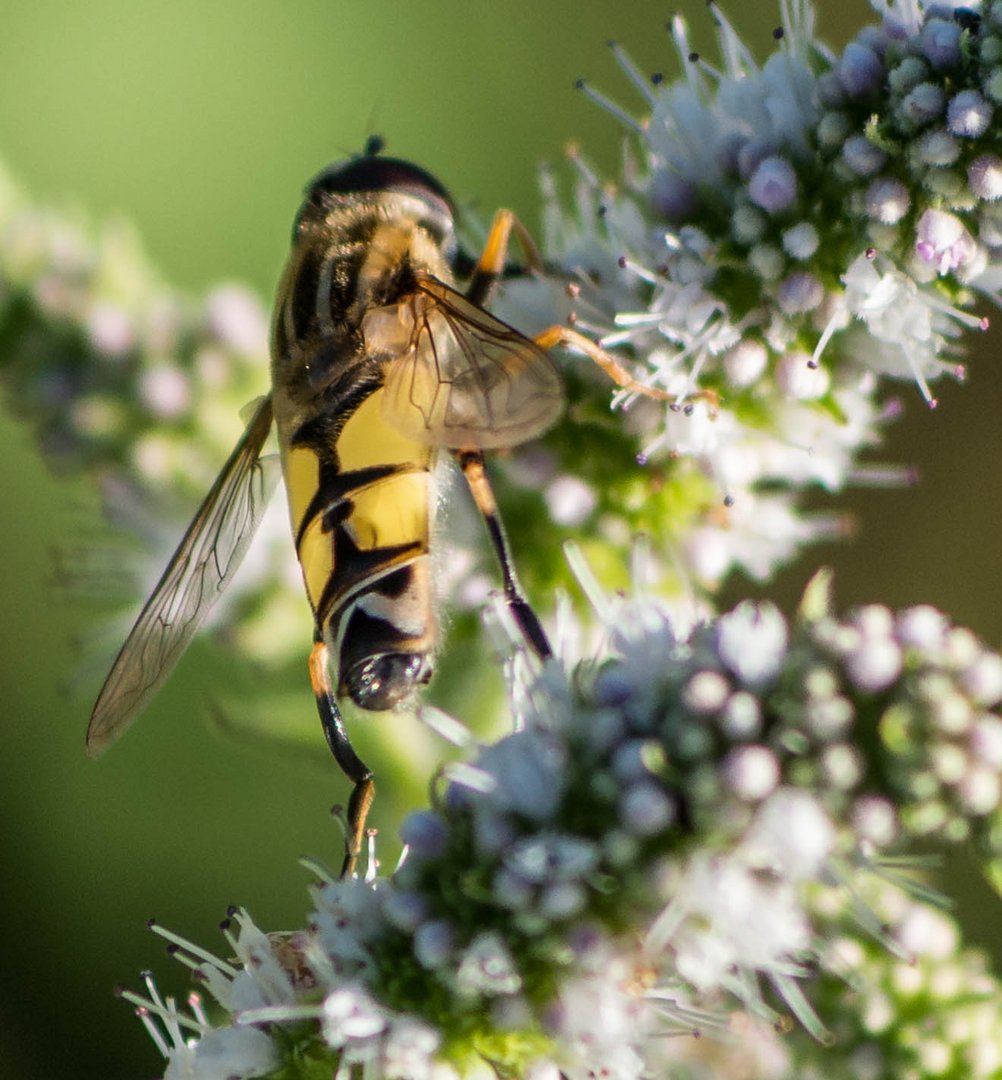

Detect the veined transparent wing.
[
  {"left": 86, "top": 394, "right": 279, "bottom": 757},
  {"left": 380, "top": 272, "right": 564, "bottom": 451}
]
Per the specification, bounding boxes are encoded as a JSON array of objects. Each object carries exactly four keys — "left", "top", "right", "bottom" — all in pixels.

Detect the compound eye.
[{"left": 342, "top": 653, "right": 432, "bottom": 712}]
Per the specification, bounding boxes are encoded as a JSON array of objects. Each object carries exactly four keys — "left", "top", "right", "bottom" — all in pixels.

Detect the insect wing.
[
  {"left": 380, "top": 273, "right": 564, "bottom": 451},
  {"left": 86, "top": 395, "right": 279, "bottom": 757}
]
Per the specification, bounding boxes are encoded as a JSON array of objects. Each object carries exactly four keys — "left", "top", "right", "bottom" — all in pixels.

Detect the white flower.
[
  {"left": 164, "top": 1027, "right": 279, "bottom": 1080},
  {"left": 915, "top": 208, "right": 980, "bottom": 273},
  {"left": 322, "top": 985, "right": 387, "bottom": 1046},
  {"left": 455, "top": 931, "right": 522, "bottom": 997}
]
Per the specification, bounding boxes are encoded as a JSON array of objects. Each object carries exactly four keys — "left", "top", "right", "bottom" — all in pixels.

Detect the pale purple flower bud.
[
  {"left": 544, "top": 475, "right": 597, "bottom": 526},
  {"left": 611, "top": 740, "right": 663, "bottom": 781},
  {"left": 856, "top": 25, "right": 887, "bottom": 53},
  {"left": 478, "top": 732, "right": 566, "bottom": 822},
  {"left": 723, "top": 745, "right": 780, "bottom": 801},
  {"left": 845, "top": 637, "right": 903, "bottom": 692},
  {"left": 414, "top": 920, "right": 455, "bottom": 969},
  {"left": 748, "top": 156, "right": 797, "bottom": 214},
  {"left": 838, "top": 42, "right": 884, "bottom": 98},
  {"left": 138, "top": 365, "right": 191, "bottom": 420},
  {"left": 888, "top": 56, "right": 929, "bottom": 95},
  {"left": 957, "top": 765, "right": 1001, "bottom": 814},
  {"left": 492, "top": 867, "right": 534, "bottom": 910},
  {"left": 399, "top": 810, "right": 449, "bottom": 860},
  {"left": 782, "top": 223, "right": 819, "bottom": 260},
  {"left": 821, "top": 742, "right": 862, "bottom": 788},
  {"left": 915, "top": 208, "right": 979, "bottom": 273},
  {"left": 865, "top": 177, "right": 910, "bottom": 223},
  {"left": 856, "top": 603, "right": 893, "bottom": 638},
  {"left": 539, "top": 882, "right": 587, "bottom": 920},
  {"left": 652, "top": 170, "right": 698, "bottom": 221},
  {"left": 985, "top": 33, "right": 1002, "bottom": 62},
  {"left": 816, "top": 71, "right": 846, "bottom": 107},
  {"left": 915, "top": 127, "right": 960, "bottom": 166},
  {"left": 382, "top": 889, "right": 428, "bottom": 932},
  {"left": 896, "top": 605, "right": 948, "bottom": 651},
  {"left": 962, "top": 652, "right": 1002, "bottom": 706},
  {"left": 204, "top": 284, "right": 268, "bottom": 356},
  {"left": 717, "top": 601, "right": 788, "bottom": 685},
  {"left": 620, "top": 781, "right": 674, "bottom": 835},
  {"left": 732, "top": 204, "right": 766, "bottom": 243},
  {"left": 947, "top": 89, "right": 993, "bottom": 137},
  {"left": 748, "top": 243, "right": 784, "bottom": 280},
  {"left": 986, "top": 69, "right": 1002, "bottom": 104},
  {"left": 968, "top": 154, "right": 1002, "bottom": 200},
  {"left": 721, "top": 691, "right": 762, "bottom": 739},
  {"left": 971, "top": 716, "right": 1002, "bottom": 767},
  {"left": 898, "top": 903, "right": 958, "bottom": 959},
  {"left": 723, "top": 339, "right": 768, "bottom": 387},
  {"left": 747, "top": 790, "right": 836, "bottom": 878},
  {"left": 737, "top": 138, "right": 777, "bottom": 181},
  {"left": 777, "top": 271, "right": 825, "bottom": 314},
  {"left": 900, "top": 82, "right": 946, "bottom": 124},
  {"left": 851, "top": 795, "right": 899, "bottom": 846},
  {"left": 843, "top": 135, "right": 886, "bottom": 176},
  {"left": 920, "top": 18, "right": 962, "bottom": 70},
  {"left": 86, "top": 302, "right": 134, "bottom": 356},
  {"left": 817, "top": 111, "right": 852, "bottom": 147},
  {"left": 683, "top": 669, "right": 730, "bottom": 713}
]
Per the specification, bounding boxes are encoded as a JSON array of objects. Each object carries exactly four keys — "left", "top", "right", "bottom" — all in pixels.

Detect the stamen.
[
  {"left": 608, "top": 40, "right": 657, "bottom": 104},
  {"left": 117, "top": 986, "right": 204, "bottom": 1036},
  {"left": 135, "top": 1006, "right": 171, "bottom": 1057},
  {"left": 364, "top": 830, "right": 379, "bottom": 883},
  {"left": 441, "top": 761, "right": 496, "bottom": 794},
  {"left": 564, "top": 144, "right": 603, "bottom": 190},
  {"left": 237, "top": 1003, "right": 321, "bottom": 1024},
  {"left": 298, "top": 855, "right": 338, "bottom": 885},
  {"left": 148, "top": 923, "right": 239, "bottom": 978},
  {"left": 417, "top": 704, "right": 474, "bottom": 748},
  {"left": 574, "top": 80, "right": 645, "bottom": 134},
  {"left": 563, "top": 540, "right": 612, "bottom": 621},
  {"left": 848, "top": 464, "right": 920, "bottom": 488},
  {"left": 187, "top": 992, "right": 209, "bottom": 1028},
  {"left": 920, "top": 288, "right": 989, "bottom": 330},
  {"left": 904, "top": 354, "right": 938, "bottom": 408},
  {"left": 616, "top": 254, "right": 663, "bottom": 285},
  {"left": 769, "top": 972, "right": 832, "bottom": 1044}
]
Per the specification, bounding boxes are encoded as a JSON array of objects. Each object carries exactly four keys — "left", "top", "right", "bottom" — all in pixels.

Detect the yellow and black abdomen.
[{"left": 280, "top": 383, "right": 437, "bottom": 711}]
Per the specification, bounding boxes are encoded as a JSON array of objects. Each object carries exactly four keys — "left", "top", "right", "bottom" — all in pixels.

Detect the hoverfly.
[{"left": 87, "top": 143, "right": 674, "bottom": 874}]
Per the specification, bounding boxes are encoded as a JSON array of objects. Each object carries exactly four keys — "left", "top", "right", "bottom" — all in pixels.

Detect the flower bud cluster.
[
  {"left": 502, "top": 0, "right": 1002, "bottom": 598},
  {"left": 125, "top": 578, "right": 1002, "bottom": 1078}
]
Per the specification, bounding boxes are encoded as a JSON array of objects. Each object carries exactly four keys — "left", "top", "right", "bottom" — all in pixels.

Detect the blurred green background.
[{"left": 0, "top": 2, "right": 999, "bottom": 1076}]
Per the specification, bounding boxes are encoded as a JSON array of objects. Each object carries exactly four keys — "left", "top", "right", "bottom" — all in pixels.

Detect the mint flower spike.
[
  {"left": 501, "top": 0, "right": 1002, "bottom": 596},
  {"left": 0, "top": 159, "right": 311, "bottom": 670},
  {"left": 123, "top": 566, "right": 1002, "bottom": 1079}
]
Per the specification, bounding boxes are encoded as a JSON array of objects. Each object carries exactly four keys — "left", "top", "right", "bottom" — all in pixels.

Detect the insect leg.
[
  {"left": 464, "top": 209, "right": 543, "bottom": 307},
  {"left": 455, "top": 450, "right": 552, "bottom": 664},
  {"left": 463, "top": 214, "right": 703, "bottom": 407},
  {"left": 534, "top": 324, "right": 719, "bottom": 409},
  {"left": 309, "top": 639, "right": 374, "bottom": 877}
]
